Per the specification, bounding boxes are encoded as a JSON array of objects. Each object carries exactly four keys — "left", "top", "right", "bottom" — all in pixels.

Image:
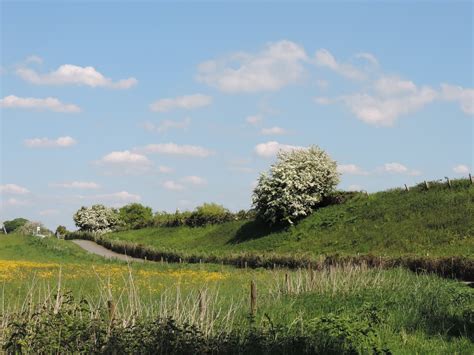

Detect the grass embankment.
[
  {"left": 83, "top": 179, "right": 473, "bottom": 278},
  {"left": 1, "top": 235, "right": 473, "bottom": 353}
]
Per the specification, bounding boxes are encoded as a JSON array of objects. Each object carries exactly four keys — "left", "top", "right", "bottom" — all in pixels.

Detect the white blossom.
[{"left": 73, "top": 204, "right": 120, "bottom": 234}]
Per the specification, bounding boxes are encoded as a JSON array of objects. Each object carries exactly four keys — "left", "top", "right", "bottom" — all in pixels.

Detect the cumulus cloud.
[
  {"left": 0, "top": 95, "right": 81, "bottom": 113},
  {"left": 440, "top": 84, "right": 474, "bottom": 115},
  {"left": 180, "top": 176, "right": 207, "bottom": 185},
  {"left": 51, "top": 181, "right": 100, "bottom": 189},
  {"left": 25, "top": 55, "right": 43, "bottom": 64},
  {"left": 135, "top": 143, "right": 214, "bottom": 158},
  {"left": 96, "top": 150, "right": 152, "bottom": 175},
  {"left": 0, "top": 184, "right": 29, "bottom": 194},
  {"left": 254, "top": 141, "right": 304, "bottom": 158},
  {"left": 16, "top": 64, "right": 137, "bottom": 89},
  {"left": 337, "top": 164, "right": 368, "bottom": 175},
  {"left": 24, "top": 136, "right": 77, "bottom": 148},
  {"left": 453, "top": 164, "right": 470, "bottom": 174},
  {"left": 373, "top": 76, "right": 417, "bottom": 96},
  {"left": 315, "top": 49, "right": 365, "bottom": 80},
  {"left": 150, "top": 94, "right": 212, "bottom": 112},
  {"left": 379, "top": 162, "right": 421, "bottom": 176},
  {"left": 142, "top": 118, "right": 191, "bottom": 133},
  {"left": 197, "top": 40, "right": 308, "bottom": 93},
  {"left": 162, "top": 180, "right": 185, "bottom": 191},
  {"left": 261, "top": 126, "right": 287, "bottom": 135}
]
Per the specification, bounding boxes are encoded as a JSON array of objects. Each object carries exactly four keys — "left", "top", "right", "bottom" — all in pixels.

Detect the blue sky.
[{"left": 1, "top": 1, "right": 473, "bottom": 229}]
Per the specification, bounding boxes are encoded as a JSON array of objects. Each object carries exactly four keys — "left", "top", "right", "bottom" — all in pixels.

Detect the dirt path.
[{"left": 71, "top": 239, "right": 144, "bottom": 263}]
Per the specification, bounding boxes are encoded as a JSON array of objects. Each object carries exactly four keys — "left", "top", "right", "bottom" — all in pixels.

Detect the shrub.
[
  {"left": 253, "top": 145, "right": 340, "bottom": 225},
  {"left": 73, "top": 204, "right": 120, "bottom": 234},
  {"left": 119, "top": 203, "right": 153, "bottom": 229},
  {"left": 16, "top": 221, "right": 51, "bottom": 236},
  {"left": 186, "top": 203, "right": 234, "bottom": 227},
  {"left": 3, "top": 218, "right": 29, "bottom": 233},
  {"left": 55, "top": 225, "right": 68, "bottom": 238}
]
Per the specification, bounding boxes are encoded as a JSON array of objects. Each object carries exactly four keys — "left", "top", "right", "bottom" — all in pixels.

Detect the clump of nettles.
[{"left": 252, "top": 146, "right": 340, "bottom": 225}]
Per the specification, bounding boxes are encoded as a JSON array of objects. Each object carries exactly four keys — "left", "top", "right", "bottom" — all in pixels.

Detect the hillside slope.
[{"left": 109, "top": 179, "right": 473, "bottom": 258}]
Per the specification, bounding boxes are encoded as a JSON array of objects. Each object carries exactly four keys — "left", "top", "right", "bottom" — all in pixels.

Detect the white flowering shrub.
[
  {"left": 252, "top": 146, "right": 340, "bottom": 225},
  {"left": 73, "top": 204, "right": 120, "bottom": 234}
]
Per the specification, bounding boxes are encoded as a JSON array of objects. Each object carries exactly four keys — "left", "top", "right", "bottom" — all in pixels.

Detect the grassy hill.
[{"left": 108, "top": 179, "right": 473, "bottom": 259}]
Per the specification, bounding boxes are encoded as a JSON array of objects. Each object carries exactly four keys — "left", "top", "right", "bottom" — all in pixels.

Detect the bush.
[
  {"left": 16, "top": 221, "right": 51, "bottom": 236},
  {"left": 119, "top": 203, "right": 153, "bottom": 229},
  {"left": 253, "top": 146, "right": 340, "bottom": 225},
  {"left": 73, "top": 204, "right": 120, "bottom": 234},
  {"left": 3, "top": 218, "right": 29, "bottom": 233},
  {"left": 55, "top": 225, "right": 68, "bottom": 238},
  {"left": 186, "top": 203, "right": 234, "bottom": 227}
]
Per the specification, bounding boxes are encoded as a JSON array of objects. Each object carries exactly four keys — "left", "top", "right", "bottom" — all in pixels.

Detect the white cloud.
[
  {"left": 254, "top": 141, "right": 304, "bottom": 158},
  {"left": 261, "top": 126, "right": 287, "bottom": 135},
  {"left": 136, "top": 143, "right": 214, "bottom": 158},
  {"left": 453, "top": 164, "right": 470, "bottom": 174},
  {"left": 24, "top": 136, "right": 77, "bottom": 148},
  {"left": 337, "top": 164, "right": 368, "bottom": 175},
  {"left": 197, "top": 40, "right": 308, "bottom": 93},
  {"left": 2, "top": 198, "right": 31, "bottom": 207},
  {"left": 342, "top": 86, "right": 437, "bottom": 126},
  {"left": 143, "top": 118, "right": 191, "bottom": 133},
  {"left": 25, "top": 55, "right": 43, "bottom": 64},
  {"left": 0, "top": 95, "right": 81, "bottom": 113},
  {"left": 52, "top": 181, "right": 100, "bottom": 189},
  {"left": 150, "top": 94, "right": 212, "bottom": 112},
  {"left": 0, "top": 184, "right": 29, "bottom": 195},
  {"left": 355, "top": 52, "right": 379, "bottom": 66},
  {"left": 316, "top": 79, "right": 329, "bottom": 89},
  {"left": 181, "top": 176, "right": 207, "bottom": 185},
  {"left": 440, "top": 84, "right": 474, "bottom": 115},
  {"left": 315, "top": 49, "right": 365, "bottom": 80},
  {"left": 98, "top": 191, "right": 141, "bottom": 203},
  {"left": 158, "top": 165, "right": 174, "bottom": 173},
  {"left": 96, "top": 150, "right": 152, "bottom": 175},
  {"left": 246, "top": 115, "right": 263, "bottom": 125},
  {"left": 16, "top": 64, "right": 137, "bottom": 89},
  {"left": 163, "top": 180, "right": 185, "bottom": 191},
  {"left": 379, "top": 162, "right": 421, "bottom": 176},
  {"left": 373, "top": 76, "right": 417, "bottom": 96}
]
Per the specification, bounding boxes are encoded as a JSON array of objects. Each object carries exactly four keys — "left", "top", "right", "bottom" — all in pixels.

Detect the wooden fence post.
[
  {"left": 250, "top": 280, "right": 257, "bottom": 316},
  {"left": 107, "top": 300, "right": 116, "bottom": 320},
  {"left": 470, "top": 173, "right": 473, "bottom": 185},
  {"left": 198, "top": 290, "right": 206, "bottom": 325},
  {"left": 244, "top": 261, "right": 248, "bottom": 269},
  {"left": 424, "top": 180, "right": 430, "bottom": 190},
  {"left": 404, "top": 184, "right": 409, "bottom": 192},
  {"left": 285, "top": 273, "right": 291, "bottom": 294}
]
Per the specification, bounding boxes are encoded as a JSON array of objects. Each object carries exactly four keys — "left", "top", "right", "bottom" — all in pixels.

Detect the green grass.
[
  {"left": 109, "top": 179, "right": 474, "bottom": 258},
  {"left": 1, "top": 233, "right": 473, "bottom": 353}
]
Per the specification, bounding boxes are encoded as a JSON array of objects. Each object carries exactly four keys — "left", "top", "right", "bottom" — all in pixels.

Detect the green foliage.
[
  {"left": 3, "top": 218, "right": 28, "bottom": 233},
  {"left": 119, "top": 203, "right": 153, "bottom": 229},
  {"left": 253, "top": 146, "right": 340, "bottom": 225},
  {"left": 55, "top": 225, "right": 68, "bottom": 237}
]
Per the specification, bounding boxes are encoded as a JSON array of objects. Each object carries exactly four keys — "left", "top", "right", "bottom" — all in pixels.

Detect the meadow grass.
[
  {"left": 0, "top": 234, "right": 473, "bottom": 353},
  {"left": 108, "top": 179, "right": 473, "bottom": 259}
]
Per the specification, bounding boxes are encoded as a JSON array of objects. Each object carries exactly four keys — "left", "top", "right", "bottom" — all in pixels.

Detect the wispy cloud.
[
  {"left": 337, "top": 164, "right": 369, "bottom": 175},
  {"left": 150, "top": 94, "right": 212, "bottom": 112},
  {"left": 453, "top": 164, "right": 470, "bottom": 174},
  {"left": 254, "top": 141, "right": 304, "bottom": 158},
  {"left": 197, "top": 40, "right": 308, "bottom": 93},
  {"left": 0, "top": 184, "right": 29, "bottom": 195},
  {"left": 142, "top": 118, "right": 191, "bottom": 133},
  {"left": 135, "top": 143, "right": 214, "bottom": 158},
  {"left": 24, "top": 136, "right": 77, "bottom": 148},
  {"left": 51, "top": 181, "right": 100, "bottom": 189},
  {"left": 1, "top": 95, "right": 81, "bottom": 113},
  {"left": 261, "top": 126, "right": 287, "bottom": 136},
  {"left": 315, "top": 49, "right": 366, "bottom": 80}
]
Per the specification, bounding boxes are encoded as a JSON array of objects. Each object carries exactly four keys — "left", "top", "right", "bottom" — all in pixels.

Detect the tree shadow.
[{"left": 227, "top": 219, "right": 286, "bottom": 245}]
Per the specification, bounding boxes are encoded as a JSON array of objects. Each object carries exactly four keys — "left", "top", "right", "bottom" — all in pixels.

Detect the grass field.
[
  {"left": 1, "top": 234, "right": 473, "bottom": 353},
  {"left": 108, "top": 180, "right": 473, "bottom": 259}
]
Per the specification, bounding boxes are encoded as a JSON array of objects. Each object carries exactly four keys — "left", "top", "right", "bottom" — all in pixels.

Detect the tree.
[
  {"left": 118, "top": 203, "right": 153, "bottom": 229},
  {"left": 186, "top": 203, "right": 233, "bottom": 227},
  {"left": 252, "top": 146, "right": 340, "bottom": 225},
  {"left": 3, "top": 218, "right": 29, "bottom": 233},
  {"left": 73, "top": 204, "right": 120, "bottom": 234}
]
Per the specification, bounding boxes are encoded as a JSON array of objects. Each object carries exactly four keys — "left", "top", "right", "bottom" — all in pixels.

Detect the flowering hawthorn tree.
[
  {"left": 252, "top": 146, "right": 340, "bottom": 225},
  {"left": 73, "top": 204, "right": 120, "bottom": 234}
]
